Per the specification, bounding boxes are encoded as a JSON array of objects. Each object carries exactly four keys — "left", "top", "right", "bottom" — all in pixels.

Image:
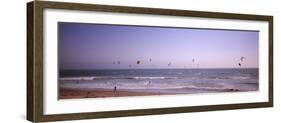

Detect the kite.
[
  {"left": 168, "top": 62, "right": 172, "bottom": 66},
  {"left": 238, "top": 56, "right": 246, "bottom": 67},
  {"left": 192, "top": 59, "right": 195, "bottom": 62},
  {"left": 240, "top": 56, "right": 246, "bottom": 62}
]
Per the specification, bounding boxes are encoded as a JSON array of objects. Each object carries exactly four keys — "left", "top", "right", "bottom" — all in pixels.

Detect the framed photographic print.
[{"left": 27, "top": 0, "right": 273, "bottom": 122}]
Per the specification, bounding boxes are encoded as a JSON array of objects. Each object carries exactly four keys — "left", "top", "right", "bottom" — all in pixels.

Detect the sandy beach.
[{"left": 59, "top": 88, "right": 164, "bottom": 99}]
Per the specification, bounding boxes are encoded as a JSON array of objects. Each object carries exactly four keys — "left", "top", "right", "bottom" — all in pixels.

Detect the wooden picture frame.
[{"left": 27, "top": 1, "right": 273, "bottom": 122}]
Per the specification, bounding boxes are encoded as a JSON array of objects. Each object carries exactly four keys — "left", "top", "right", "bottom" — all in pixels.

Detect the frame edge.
[
  {"left": 38, "top": 1, "right": 272, "bottom": 21},
  {"left": 27, "top": 1, "right": 35, "bottom": 122},
  {"left": 268, "top": 16, "right": 274, "bottom": 107}
]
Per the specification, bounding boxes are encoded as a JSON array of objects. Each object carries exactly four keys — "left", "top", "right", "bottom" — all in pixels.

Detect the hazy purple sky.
[{"left": 58, "top": 22, "right": 258, "bottom": 70}]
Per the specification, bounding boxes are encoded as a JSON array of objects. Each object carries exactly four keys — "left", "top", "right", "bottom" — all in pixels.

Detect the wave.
[
  {"left": 59, "top": 82, "right": 256, "bottom": 93},
  {"left": 60, "top": 77, "right": 99, "bottom": 81},
  {"left": 229, "top": 76, "right": 252, "bottom": 80},
  {"left": 126, "top": 76, "right": 177, "bottom": 80},
  {"left": 207, "top": 76, "right": 252, "bottom": 80},
  {"left": 60, "top": 75, "right": 252, "bottom": 81},
  {"left": 60, "top": 76, "right": 177, "bottom": 81}
]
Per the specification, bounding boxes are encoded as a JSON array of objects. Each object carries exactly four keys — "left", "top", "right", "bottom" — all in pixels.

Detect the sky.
[{"left": 58, "top": 22, "right": 259, "bottom": 70}]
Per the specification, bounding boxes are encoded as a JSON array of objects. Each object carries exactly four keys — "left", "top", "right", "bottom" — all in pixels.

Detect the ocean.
[{"left": 59, "top": 68, "right": 258, "bottom": 94}]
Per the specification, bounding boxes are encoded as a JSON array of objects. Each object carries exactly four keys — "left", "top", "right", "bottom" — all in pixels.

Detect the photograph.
[
  {"left": 58, "top": 22, "right": 259, "bottom": 99},
  {"left": 27, "top": 1, "right": 273, "bottom": 122}
]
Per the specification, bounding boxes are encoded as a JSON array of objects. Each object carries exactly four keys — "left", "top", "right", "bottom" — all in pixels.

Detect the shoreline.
[
  {"left": 58, "top": 87, "right": 254, "bottom": 99},
  {"left": 59, "top": 88, "right": 165, "bottom": 99}
]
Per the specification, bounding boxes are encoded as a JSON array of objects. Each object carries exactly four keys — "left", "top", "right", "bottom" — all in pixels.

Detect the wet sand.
[
  {"left": 59, "top": 88, "right": 164, "bottom": 99},
  {"left": 59, "top": 87, "right": 251, "bottom": 99}
]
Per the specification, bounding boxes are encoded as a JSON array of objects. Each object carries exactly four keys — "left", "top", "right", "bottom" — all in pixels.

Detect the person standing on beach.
[{"left": 114, "top": 86, "right": 117, "bottom": 92}]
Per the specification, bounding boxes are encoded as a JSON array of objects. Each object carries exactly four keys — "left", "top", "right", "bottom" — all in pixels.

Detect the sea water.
[{"left": 59, "top": 68, "right": 258, "bottom": 94}]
